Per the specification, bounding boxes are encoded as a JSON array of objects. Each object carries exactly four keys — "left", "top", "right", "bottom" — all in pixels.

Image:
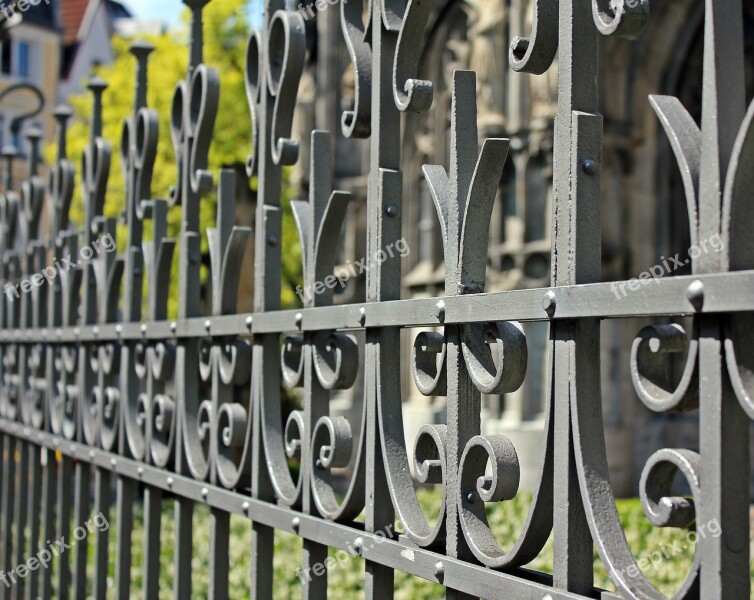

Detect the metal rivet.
[
  {"left": 315, "top": 459, "right": 323, "bottom": 470},
  {"left": 354, "top": 537, "right": 363, "bottom": 555},
  {"left": 242, "top": 501, "right": 250, "bottom": 513},
  {"left": 201, "top": 487, "right": 209, "bottom": 499},
  {"left": 110, "top": 458, "right": 117, "bottom": 467},
  {"left": 466, "top": 491, "right": 477, "bottom": 504},
  {"left": 295, "top": 313, "right": 303, "bottom": 329},
  {"left": 93, "top": 326, "right": 100, "bottom": 336},
  {"left": 245, "top": 316, "right": 253, "bottom": 329},
  {"left": 166, "top": 477, "right": 174, "bottom": 488},
  {"left": 170, "top": 322, "right": 177, "bottom": 332},
  {"left": 89, "top": 450, "right": 95, "bottom": 459},
  {"left": 385, "top": 204, "right": 399, "bottom": 217},
  {"left": 204, "top": 319, "right": 212, "bottom": 331},
  {"left": 292, "top": 517, "right": 300, "bottom": 532},
  {"left": 581, "top": 158, "right": 598, "bottom": 175},
  {"left": 359, "top": 306, "right": 366, "bottom": 326},
  {"left": 115, "top": 324, "right": 123, "bottom": 336},
  {"left": 137, "top": 466, "right": 144, "bottom": 477},
  {"left": 267, "top": 235, "right": 278, "bottom": 247},
  {"left": 140, "top": 324, "right": 148, "bottom": 335},
  {"left": 543, "top": 291, "right": 556, "bottom": 317},
  {"left": 686, "top": 279, "right": 704, "bottom": 311},
  {"left": 434, "top": 561, "right": 444, "bottom": 579},
  {"left": 434, "top": 300, "right": 446, "bottom": 322}
]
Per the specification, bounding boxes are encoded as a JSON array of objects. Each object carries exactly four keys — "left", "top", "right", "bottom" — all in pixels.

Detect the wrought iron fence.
[{"left": 0, "top": 0, "right": 751, "bottom": 598}]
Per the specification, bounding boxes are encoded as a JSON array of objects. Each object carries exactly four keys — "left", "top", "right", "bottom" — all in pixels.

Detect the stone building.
[{"left": 292, "top": 0, "right": 754, "bottom": 498}]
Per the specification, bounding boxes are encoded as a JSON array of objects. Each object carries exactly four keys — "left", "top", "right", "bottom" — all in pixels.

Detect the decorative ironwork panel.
[{"left": 0, "top": 0, "right": 750, "bottom": 598}]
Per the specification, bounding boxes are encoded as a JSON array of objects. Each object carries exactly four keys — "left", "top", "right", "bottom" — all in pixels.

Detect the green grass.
[{"left": 86, "top": 487, "right": 751, "bottom": 598}]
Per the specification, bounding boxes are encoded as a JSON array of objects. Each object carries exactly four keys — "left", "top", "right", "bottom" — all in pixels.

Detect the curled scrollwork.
[
  {"left": 150, "top": 394, "right": 177, "bottom": 467},
  {"left": 592, "top": 0, "right": 649, "bottom": 39},
  {"left": 267, "top": 11, "right": 306, "bottom": 166},
  {"left": 340, "top": 0, "right": 372, "bottom": 138},
  {"left": 461, "top": 321, "right": 528, "bottom": 395},
  {"left": 509, "top": 0, "right": 558, "bottom": 75},
  {"left": 630, "top": 324, "right": 699, "bottom": 413},
  {"left": 639, "top": 448, "right": 699, "bottom": 529},
  {"left": 412, "top": 331, "right": 447, "bottom": 396},
  {"left": 392, "top": 0, "right": 433, "bottom": 113},
  {"left": 457, "top": 435, "right": 520, "bottom": 564},
  {"left": 284, "top": 410, "right": 305, "bottom": 460},
  {"left": 312, "top": 332, "right": 359, "bottom": 390},
  {"left": 245, "top": 31, "right": 263, "bottom": 176},
  {"left": 724, "top": 314, "right": 754, "bottom": 420},
  {"left": 310, "top": 415, "right": 363, "bottom": 519},
  {"left": 281, "top": 336, "right": 305, "bottom": 389}
]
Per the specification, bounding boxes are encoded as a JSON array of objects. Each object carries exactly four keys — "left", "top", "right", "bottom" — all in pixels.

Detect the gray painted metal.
[{"left": 0, "top": 0, "right": 750, "bottom": 598}]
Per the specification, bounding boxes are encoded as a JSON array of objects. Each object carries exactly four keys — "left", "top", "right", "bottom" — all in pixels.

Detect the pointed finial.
[
  {"left": 1, "top": 145, "right": 17, "bottom": 192},
  {"left": 183, "top": 0, "right": 212, "bottom": 69},
  {"left": 53, "top": 105, "right": 74, "bottom": 162},
  {"left": 88, "top": 77, "right": 108, "bottom": 141},
  {"left": 130, "top": 41, "right": 155, "bottom": 112},
  {"left": 25, "top": 125, "right": 42, "bottom": 176}
]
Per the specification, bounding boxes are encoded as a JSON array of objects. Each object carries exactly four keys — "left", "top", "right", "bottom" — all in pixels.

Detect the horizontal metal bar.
[
  {"left": 0, "top": 417, "right": 620, "bottom": 600},
  {"left": 1, "top": 270, "right": 752, "bottom": 343}
]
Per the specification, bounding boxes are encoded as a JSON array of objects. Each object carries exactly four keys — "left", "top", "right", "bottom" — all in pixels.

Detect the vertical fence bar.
[
  {"left": 142, "top": 487, "right": 162, "bottom": 599},
  {"left": 209, "top": 508, "right": 230, "bottom": 600},
  {"left": 40, "top": 450, "right": 57, "bottom": 599},
  {"left": 363, "top": 0, "right": 401, "bottom": 595},
  {"left": 92, "top": 467, "right": 110, "bottom": 600},
  {"left": 1, "top": 435, "right": 16, "bottom": 594},
  {"left": 550, "top": 0, "right": 599, "bottom": 595},
  {"left": 24, "top": 444, "right": 41, "bottom": 600},
  {"left": 12, "top": 437, "right": 28, "bottom": 600},
  {"left": 55, "top": 454, "right": 72, "bottom": 600},
  {"left": 114, "top": 477, "right": 135, "bottom": 600},
  {"left": 71, "top": 459, "right": 91, "bottom": 599},
  {"left": 172, "top": 497, "right": 193, "bottom": 600}
]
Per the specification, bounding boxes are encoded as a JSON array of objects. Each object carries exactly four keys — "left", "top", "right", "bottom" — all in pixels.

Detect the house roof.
[
  {"left": 61, "top": 0, "right": 131, "bottom": 45},
  {"left": 61, "top": 0, "right": 90, "bottom": 45}
]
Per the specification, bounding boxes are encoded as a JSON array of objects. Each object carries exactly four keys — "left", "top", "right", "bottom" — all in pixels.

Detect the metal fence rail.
[{"left": 0, "top": 0, "right": 751, "bottom": 598}]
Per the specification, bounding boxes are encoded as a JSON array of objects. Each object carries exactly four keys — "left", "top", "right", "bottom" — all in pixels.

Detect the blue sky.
[
  {"left": 121, "top": 1, "right": 263, "bottom": 30},
  {"left": 121, "top": 0, "right": 185, "bottom": 27}
]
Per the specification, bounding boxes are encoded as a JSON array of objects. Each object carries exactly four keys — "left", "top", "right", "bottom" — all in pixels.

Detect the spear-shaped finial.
[
  {"left": 87, "top": 77, "right": 108, "bottom": 141},
  {"left": 130, "top": 41, "right": 155, "bottom": 113},
  {"left": 1, "top": 144, "right": 17, "bottom": 191},
  {"left": 25, "top": 125, "right": 42, "bottom": 177},
  {"left": 184, "top": 0, "right": 212, "bottom": 70},
  {"left": 53, "top": 105, "right": 73, "bottom": 162}
]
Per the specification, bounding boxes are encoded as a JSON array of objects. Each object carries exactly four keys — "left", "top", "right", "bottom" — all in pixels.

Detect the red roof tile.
[{"left": 61, "top": 0, "right": 92, "bottom": 45}]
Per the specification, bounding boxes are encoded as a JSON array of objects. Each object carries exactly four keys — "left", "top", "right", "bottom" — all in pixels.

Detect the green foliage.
[{"left": 55, "top": 0, "right": 304, "bottom": 315}]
